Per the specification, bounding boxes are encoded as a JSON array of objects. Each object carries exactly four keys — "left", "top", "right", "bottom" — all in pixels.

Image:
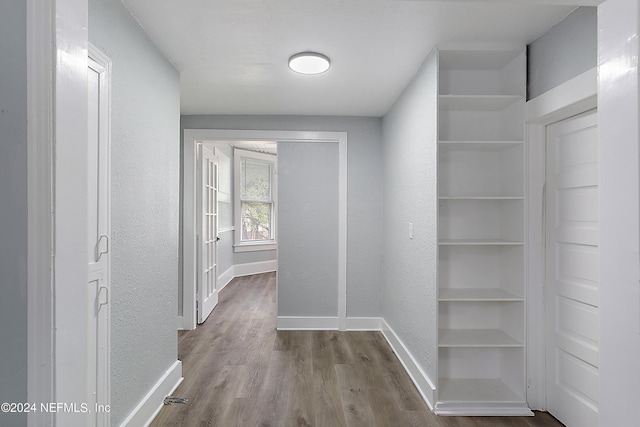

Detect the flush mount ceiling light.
[{"left": 288, "top": 52, "right": 331, "bottom": 75}]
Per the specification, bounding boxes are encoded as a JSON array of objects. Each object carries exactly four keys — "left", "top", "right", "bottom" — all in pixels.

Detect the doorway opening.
[
  {"left": 194, "top": 140, "right": 278, "bottom": 325},
  {"left": 180, "top": 129, "right": 347, "bottom": 331}
]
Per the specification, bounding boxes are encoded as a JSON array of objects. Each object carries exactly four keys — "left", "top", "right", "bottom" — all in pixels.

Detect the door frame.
[
  {"left": 27, "top": 0, "right": 90, "bottom": 426},
  {"left": 525, "top": 67, "right": 597, "bottom": 410},
  {"left": 88, "top": 43, "right": 112, "bottom": 426},
  {"left": 181, "top": 129, "right": 348, "bottom": 331}
]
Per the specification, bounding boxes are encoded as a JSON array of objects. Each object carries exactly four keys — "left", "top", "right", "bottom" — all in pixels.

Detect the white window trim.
[
  {"left": 234, "top": 148, "right": 278, "bottom": 251},
  {"left": 233, "top": 242, "right": 278, "bottom": 252}
]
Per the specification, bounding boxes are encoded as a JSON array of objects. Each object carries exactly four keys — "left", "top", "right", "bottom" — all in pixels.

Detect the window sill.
[{"left": 233, "top": 242, "right": 277, "bottom": 253}]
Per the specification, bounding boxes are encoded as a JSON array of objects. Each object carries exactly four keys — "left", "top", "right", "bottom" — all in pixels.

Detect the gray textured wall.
[
  {"left": 0, "top": 1, "right": 28, "bottom": 425},
  {"left": 218, "top": 229, "right": 235, "bottom": 275},
  {"left": 233, "top": 249, "right": 278, "bottom": 265},
  {"left": 89, "top": 0, "right": 181, "bottom": 424},
  {"left": 278, "top": 142, "right": 340, "bottom": 317},
  {"left": 181, "top": 115, "right": 384, "bottom": 317},
  {"left": 527, "top": 6, "right": 597, "bottom": 99},
  {"left": 381, "top": 49, "right": 439, "bottom": 382}
]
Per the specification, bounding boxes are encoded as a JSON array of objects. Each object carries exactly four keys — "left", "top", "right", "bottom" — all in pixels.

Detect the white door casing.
[
  {"left": 181, "top": 129, "right": 347, "bottom": 331},
  {"left": 545, "top": 110, "right": 598, "bottom": 427},
  {"left": 525, "top": 67, "right": 597, "bottom": 411},
  {"left": 87, "top": 46, "right": 111, "bottom": 427},
  {"left": 197, "top": 144, "right": 219, "bottom": 323}
]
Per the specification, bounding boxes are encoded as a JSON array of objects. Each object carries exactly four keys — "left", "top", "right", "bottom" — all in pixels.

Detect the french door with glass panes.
[{"left": 197, "top": 144, "right": 219, "bottom": 323}]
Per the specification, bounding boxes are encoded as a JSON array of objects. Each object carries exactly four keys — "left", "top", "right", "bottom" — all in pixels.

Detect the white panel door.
[
  {"left": 545, "top": 110, "right": 598, "bottom": 427},
  {"left": 88, "top": 51, "right": 111, "bottom": 426},
  {"left": 197, "top": 144, "right": 219, "bottom": 323}
]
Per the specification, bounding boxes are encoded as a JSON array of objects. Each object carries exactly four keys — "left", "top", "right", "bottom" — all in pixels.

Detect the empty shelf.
[
  {"left": 439, "top": 329, "right": 523, "bottom": 348},
  {"left": 437, "top": 378, "right": 524, "bottom": 403},
  {"left": 438, "top": 239, "right": 524, "bottom": 246},
  {"left": 439, "top": 288, "right": 523, "bottom": 302}
]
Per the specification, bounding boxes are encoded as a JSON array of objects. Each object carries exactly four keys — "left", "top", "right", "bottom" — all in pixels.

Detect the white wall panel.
[{"left": 598, "top": 1, "right": 640, "bottom": 424}]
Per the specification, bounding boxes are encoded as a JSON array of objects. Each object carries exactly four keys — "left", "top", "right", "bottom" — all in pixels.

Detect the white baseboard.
[
  {"left": 218, "top": 265, "right": 235, "bottom": 292},
  {"left": 345, "top": 317, "right": 383, "bottom": 331},
  {"left": 380, "top": 319, "right": 436, "bottom": 410},
  {"left": 234, "top": 260, "right": 277, "bottom": 277},
  {"left": 276, "top": 316, "right": 339, "bottom": 330},
  {"left": 433, "top": 401, "right": 533, "bottom": 416},
  {"left": 119, "top": 360, "right": 183, "bottom": 427}
]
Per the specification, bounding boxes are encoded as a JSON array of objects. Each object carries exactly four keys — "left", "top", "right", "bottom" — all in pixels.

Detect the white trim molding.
[
  {"left": 218, "top": 265, "right": 235, "bottom": 292},
  {"left": 345, "top": 317, "right": 383, "bottom": 331},
  {"left": 183, "top": 129, "right": 347, "bottom": 331},
  {"left": 51, "top": 0, "right": 90, "bottom": 425},
  {"left": 527, "top": 67, "right": 597, "bottom": 125},
  {"left": 380, "top": 320, "right": 436, "bottom": 410},
  {"left": 525, "top": 67, "right": 597, "bottom": 410},
  {"left": 435, "top": 401, "right": 534, "bottom": 417},
  {"left": 234, "top": 242, "right": 277, "bottom": 252},
  {"left": 119, "top": 361, "right": 183, "bottom": 427},
  {"left": 234, "top": 260, "right": 277, "bottom": 277},
  {"left": 88, "top": 42, "right": 113, "bottom": 427}
]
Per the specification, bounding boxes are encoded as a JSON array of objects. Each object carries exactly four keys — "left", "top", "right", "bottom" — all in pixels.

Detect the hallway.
[{"left": 150, "top": 273, "right": 562, "bottom": 426}]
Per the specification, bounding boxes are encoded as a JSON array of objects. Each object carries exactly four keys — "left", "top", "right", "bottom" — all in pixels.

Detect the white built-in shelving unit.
[{"left": 435, "top": 46, "right": 532, "bottom": 416}]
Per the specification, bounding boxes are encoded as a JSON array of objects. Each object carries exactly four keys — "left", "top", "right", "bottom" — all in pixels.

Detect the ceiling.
[{"left": 120, "top": 0, "right": 595, "bottom": 117}]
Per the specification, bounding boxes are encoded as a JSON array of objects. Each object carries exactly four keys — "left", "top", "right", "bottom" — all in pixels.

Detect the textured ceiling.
[{"left": 120, "top": 0, "right": 590, "bottom": 117}]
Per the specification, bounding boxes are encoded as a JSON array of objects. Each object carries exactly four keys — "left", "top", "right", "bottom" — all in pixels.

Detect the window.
[{"left": 234, "top": 148, "right": 277, "bottom": 250}]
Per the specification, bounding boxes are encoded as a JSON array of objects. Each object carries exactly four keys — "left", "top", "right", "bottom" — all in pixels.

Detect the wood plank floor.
[{"left": 151, "top": 273, "right": 563, "bottom": 427}]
